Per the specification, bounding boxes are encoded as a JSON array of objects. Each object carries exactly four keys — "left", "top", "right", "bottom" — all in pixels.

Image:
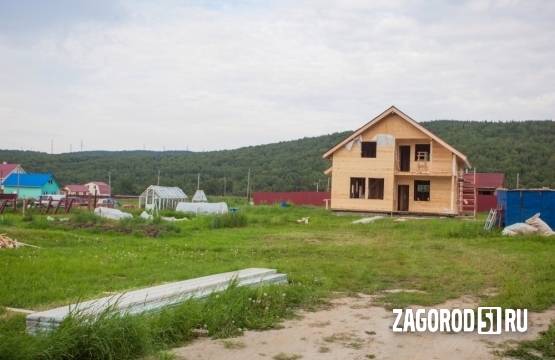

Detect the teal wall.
[{"left": 3, "top": 179, "right": 60, "bottom": 199}]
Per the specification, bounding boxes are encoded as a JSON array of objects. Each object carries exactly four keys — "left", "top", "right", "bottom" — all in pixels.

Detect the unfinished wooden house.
[{"left": 323, "top": 106, "right": 472, "bottom": 215}]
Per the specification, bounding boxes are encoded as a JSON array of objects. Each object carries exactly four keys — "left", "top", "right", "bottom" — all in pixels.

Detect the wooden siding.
[
  {"left": 329, "top": 113, "right": 461, "bottom": 213},
  {"left": 394, "top": 176, "right": 453, "bottom": 213}
]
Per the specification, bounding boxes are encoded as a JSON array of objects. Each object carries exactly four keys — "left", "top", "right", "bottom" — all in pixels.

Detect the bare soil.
[{"left": 172, "top": 293, "right": 555, "bottom": 360}]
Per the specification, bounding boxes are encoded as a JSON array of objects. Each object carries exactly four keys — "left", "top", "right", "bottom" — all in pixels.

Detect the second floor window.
[{"left": 361, "top": 142, "right": 377, "bottom": 158}]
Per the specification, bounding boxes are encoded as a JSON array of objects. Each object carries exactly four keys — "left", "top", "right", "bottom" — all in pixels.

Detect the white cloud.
[{"left": 0, "top": 0, "right": 553, "bottom": 153}]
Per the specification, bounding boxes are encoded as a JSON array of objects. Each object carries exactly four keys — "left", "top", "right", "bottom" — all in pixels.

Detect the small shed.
[
  {"left": 139, "top": 186, "right": 188, "bottom": 210},
  {"left": 192, "top": 190, "right": 207, "bottom": 203},
  {"left": 497, "top": 189, "right": 555, "bottom": 228}
]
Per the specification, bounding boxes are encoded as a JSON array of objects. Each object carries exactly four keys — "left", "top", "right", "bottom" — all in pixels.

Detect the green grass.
[{"left": 1, "top": 203, "right": 555, "bottom": 359}]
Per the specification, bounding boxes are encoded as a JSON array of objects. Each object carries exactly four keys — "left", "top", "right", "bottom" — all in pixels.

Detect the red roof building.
[
  {"left": 463, "top": 173, "right": 505, "bottom": 212},
  {"left": 0, "top": 163, "right": 25, "bottom": 192},
  {"left": 61, "top": 185, "right": 90, "bottom": 196},
  {"left": 84, "top": 182, "right": 111, "bottom": 196}
]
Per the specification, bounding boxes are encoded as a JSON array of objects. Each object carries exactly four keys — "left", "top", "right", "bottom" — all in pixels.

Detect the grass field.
[{"left": 1, "top": 201, "right": 554, "bottom": 359}]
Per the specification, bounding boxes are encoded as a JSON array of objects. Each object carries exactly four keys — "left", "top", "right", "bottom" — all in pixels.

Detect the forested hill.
[
  {"left": 1, "top": 120, "right": 554, "bottom": 195},
  {"left": 422, "top": 120, "right": 555, "bottom": 189},
  {"left": 0, "top": 132, "right": 351, "bottom": 196}
]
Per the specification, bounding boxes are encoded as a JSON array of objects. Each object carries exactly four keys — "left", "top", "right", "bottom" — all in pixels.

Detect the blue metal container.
[{"left": 497, "top": 189, "right": 555, "bottom": 228}]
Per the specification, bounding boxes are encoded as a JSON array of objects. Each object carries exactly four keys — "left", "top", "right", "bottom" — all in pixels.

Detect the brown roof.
[
  {"left": 463, "top": 173, "right": 505, "bottom": 189},
  {"left": 322, "top": 106, "right": 471, "bottom": 167},
  {"left": 64, "top": 185, "right": 90, "bottom": 192},
  {"left": 89, "top": 182, "right": 111, "bottom": 194}
]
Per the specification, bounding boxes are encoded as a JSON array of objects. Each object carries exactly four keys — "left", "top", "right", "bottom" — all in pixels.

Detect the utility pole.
[
  {"left": 314, "top": 181, "right": 319, "bottom": 192},
  {"left": 157, "top": 170, "right": 160, "bottom": 186},
  {"left": 516, "top": 173, "right": 520, "bottom": 189},
  {"left": 197, "top": 173, "right": 200, "bottom": 190},
  {"left": 247, "top": 169, "right": 250, "bottom": 200}
]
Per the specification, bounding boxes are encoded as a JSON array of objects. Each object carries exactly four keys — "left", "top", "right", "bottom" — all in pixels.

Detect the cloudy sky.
[{"left": 0, "top": 0, "right": 554, "bottom": 154}]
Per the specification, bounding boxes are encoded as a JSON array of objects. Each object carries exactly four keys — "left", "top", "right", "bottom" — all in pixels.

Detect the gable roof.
[
  {"left": 323, "top": 106, "right": 471, "bottom": 167},
  {"left": 140, "top": 185, "right": 188, "bottom": 199},
  {"left": 463, "top": 173, "right": 505, "bottom": 189},
  {"left": 0, "top": 164, "right": 22, "bottom": 177},
  {"left": 2, "top": 173, "right": 56, "bottom": 187},
  {"left": 85, "top": 181, "right": 111, "bottom": 194},
  {"left": 63, "top": 185, "right": 90, "bottom": 192}
]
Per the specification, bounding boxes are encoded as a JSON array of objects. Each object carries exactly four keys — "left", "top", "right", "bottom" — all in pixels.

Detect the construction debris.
[
  {"left": 351, "top": 216, "right": 383, "bottom": 224},
  {"left": 0, "top": 234, "right": 41, "bottom": 249},
  {"left": 0, "top": 234, "right": 21, "bottom": 248},
  {"left": 503, "top": 213, "right": 555, "bottom": 236},
  {"left": 297, "top": 217, "right": 309, "bottom": 224}
]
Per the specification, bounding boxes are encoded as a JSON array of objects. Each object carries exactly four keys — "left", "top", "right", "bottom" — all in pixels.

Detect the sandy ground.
[{"left": 172, "top": 293, "right": 555, "bottom": 360}]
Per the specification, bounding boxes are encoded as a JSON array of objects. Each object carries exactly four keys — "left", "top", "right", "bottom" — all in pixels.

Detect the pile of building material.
[
  {"left": 26, "top": 268, "right": 287, "bottom": 334},
  {"left": 0, "top": 234, "right": 21, "bottom": 249},
  {"left": 502, "top": 213, "right": 555, "bottom": 236}
]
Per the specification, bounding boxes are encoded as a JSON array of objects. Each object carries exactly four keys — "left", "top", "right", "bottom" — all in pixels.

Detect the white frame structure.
[{"left": 139, "top": 186, "right": 188, "bottom": 211}]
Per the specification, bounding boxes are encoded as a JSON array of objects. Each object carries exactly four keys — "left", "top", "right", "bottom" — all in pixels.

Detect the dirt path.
[{"left": 172, "top": 294, "right": 555, "bottom": 360}]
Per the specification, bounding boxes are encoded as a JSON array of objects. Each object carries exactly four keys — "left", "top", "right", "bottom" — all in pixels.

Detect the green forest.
[{"left": 1, "top": 120, "right": 554, "bottom": 195}]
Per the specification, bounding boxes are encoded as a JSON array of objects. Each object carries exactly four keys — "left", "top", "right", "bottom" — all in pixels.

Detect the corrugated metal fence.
[
  {"left": 497, "top": 189, "right": 555, "bottom": 228},
  {"left": 253, "top": 192, "right": 331, "bottom": 206}
]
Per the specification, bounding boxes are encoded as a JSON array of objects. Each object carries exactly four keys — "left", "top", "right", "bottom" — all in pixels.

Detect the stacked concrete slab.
[{"left": 27, "top": 268, "right": 287, "bottom": 333}]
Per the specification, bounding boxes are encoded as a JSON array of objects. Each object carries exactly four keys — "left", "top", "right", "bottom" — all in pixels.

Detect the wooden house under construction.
[{"left": 323, "top": 106, "right": 475, "bottom": 215}]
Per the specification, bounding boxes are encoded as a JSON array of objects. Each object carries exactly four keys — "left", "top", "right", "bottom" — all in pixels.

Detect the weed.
[
  {"left": 505, "top": 322, "right": 555, "bottom": 359},
  {"left": 273, "top": 353, "right": 302, "bottom": 360},
  {"left": 365, "top": 331, "right": 376, "bottom": 335},
  {"left": 318, "top": 346, "right": 331, "bottom": 353},
  {"left": 210, "top": 213, "right": 248, "bottom": 229},
  {"left": 365, "top": 355, "right": 376, "bottom": 359},
  {"left": 221, "top": 339, "right": 246, "bottom": 349}
]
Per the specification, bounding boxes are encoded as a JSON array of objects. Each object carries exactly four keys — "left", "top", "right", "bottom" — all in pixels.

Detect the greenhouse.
[{"left": 139, "top": 186, "right": 188, "bottom": 210}]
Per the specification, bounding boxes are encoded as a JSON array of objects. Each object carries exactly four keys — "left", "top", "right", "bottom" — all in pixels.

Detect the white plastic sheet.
[
  {"left": 94, "top": 207, "right": 133, "bottom": 220},
  {"left": 176, "top": 202, "right": 228, "bottom": 215}
]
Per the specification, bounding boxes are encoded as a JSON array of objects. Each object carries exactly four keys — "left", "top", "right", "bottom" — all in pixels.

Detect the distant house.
[
  {"left": 0, "top": 163, "right": 25, "bottom": 192},
  {"left": 462, "top": 173, "right": 505, "bottom": 212},
  {"left": 61, "top": 185, "right": 90, "bottom": 196},
  {"left": 84, "top": 182, "right": 111, "bottom": 196},
  {"left": 2, "top": 173, "right": 60, "bottom": 199},
  {"left": 322, "top": 106, "right": 471, "bottom": 215}
]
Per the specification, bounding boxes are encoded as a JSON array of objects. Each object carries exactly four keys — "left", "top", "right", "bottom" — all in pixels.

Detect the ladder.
[
  {"left": 484, "top": 209, "right": 497, "bottom": 230},
  {"left": 457, "top": 168, "right": 477, "bottom": 219},
  {"left": 416, "top": 151, "right": 428, "bottom": 171}
]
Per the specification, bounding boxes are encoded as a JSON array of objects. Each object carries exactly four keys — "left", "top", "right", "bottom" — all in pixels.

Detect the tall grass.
[
  {"left": 0, "top": 283, "right": 317, "bottom": 360},
  {"left": 1, "top": 204, "right": 555, "bottom": 359}
]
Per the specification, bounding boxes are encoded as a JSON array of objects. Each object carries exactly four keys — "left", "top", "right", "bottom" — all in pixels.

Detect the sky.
[{"left": 0, "top": 0, "right": 554, "bottom": 154}]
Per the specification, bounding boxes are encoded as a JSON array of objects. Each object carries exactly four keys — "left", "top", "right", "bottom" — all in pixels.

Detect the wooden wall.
[{"left": 330, "top": 113, "right": 460, "bottom": 213}]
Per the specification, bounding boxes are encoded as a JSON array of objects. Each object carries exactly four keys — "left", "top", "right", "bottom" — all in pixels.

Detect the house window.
[
  {"left": 415, "top": 144, "right": 430, "bottom": 161},
  {"left": 350, "top": 178, "right": 365, "bottom": 199},
  {"left": 414, "top": 180, "right": 430, "bottom": 201},
  {"left": 361, "top": 142, "right": 377, "bottom": 158},
  {"left": 48, "top": 179, "right": 53, "bottom": 184},
  {"left": 368, "top": 178, "right": 384, "bottom": 199}
]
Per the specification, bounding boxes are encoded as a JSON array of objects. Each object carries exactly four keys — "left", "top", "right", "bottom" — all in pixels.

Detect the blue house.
[{"left": 1, "top": 173, "right": 61, "bottom": 199}]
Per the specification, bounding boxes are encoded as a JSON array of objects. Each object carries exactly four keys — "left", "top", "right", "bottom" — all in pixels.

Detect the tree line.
[{"left": 1, "top": 120, "right": 554, "bottom": 195}]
